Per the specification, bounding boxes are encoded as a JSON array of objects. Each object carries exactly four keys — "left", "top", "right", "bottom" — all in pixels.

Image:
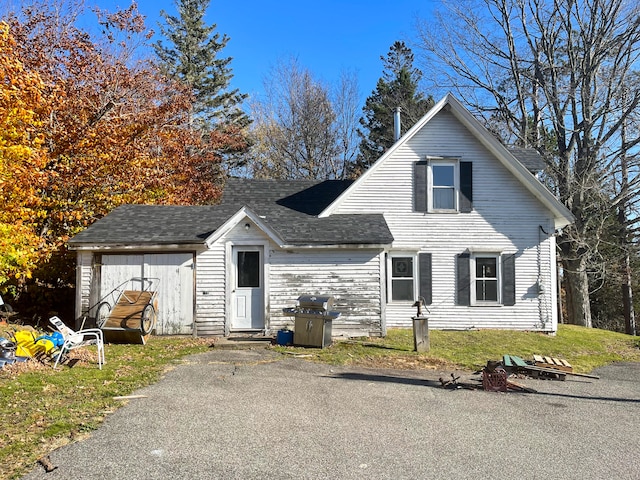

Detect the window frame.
[
  {"left": 470, "top": 253, "right": 501, "bottom": 305},
  {"left": 428, "top": 157, "right": 460, "bottom": 213},
  {"left": 387, "top": 253, "right": 418, "bottom": 303}
]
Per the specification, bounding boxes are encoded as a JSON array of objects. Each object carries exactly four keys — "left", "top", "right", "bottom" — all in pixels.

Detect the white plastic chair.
[{"left": 49, "top": 316, "right": 105, "bottom": 369}]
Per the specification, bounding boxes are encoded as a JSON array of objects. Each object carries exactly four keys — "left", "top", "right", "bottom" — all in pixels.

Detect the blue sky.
[{"left": 90, "top": 0, "right": 435, "bottom": 105}]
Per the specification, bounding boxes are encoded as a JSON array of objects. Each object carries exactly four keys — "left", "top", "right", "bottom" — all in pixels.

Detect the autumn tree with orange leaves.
[
  {"left": 0, "top": 2, "right": 247, "bottom": 312},
  {"left": 0, "top": 22, "right": 48, "bottom": 286}
]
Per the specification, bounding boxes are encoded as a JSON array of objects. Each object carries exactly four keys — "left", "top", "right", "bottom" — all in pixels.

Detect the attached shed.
[{"left": 69, "top": 182, "right": 394, "bottom": 337}]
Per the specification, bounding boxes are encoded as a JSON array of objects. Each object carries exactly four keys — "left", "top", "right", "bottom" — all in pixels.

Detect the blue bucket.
[{"left": 276, "top": 329, "right": 294, "bottom": 346}]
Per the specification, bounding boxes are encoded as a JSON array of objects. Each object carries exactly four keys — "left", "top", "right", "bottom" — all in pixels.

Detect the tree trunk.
[
  {"left": 618, "top": 106, "right": 636, "bottom": 336},
  {"left": 562, "top": 256, "right": 592, "bottom": 328},
  {"left": 622, "top": 252, "right": 636, "bottom": 335}
]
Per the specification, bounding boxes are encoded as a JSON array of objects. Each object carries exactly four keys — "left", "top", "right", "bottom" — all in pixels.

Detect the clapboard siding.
[
  {"left": 334, "top": 109, "right": 558, "bottom": 332},
  {"left": 269, "top": 249, "right": 384, "bottom": 337},
  {"left": 335, "top": 110, "right": 545, "bottom": 215},
  {"left": 76, "top": 251, "right": 94, "bottom": 318},
  {"left": 194, "top": 245, "right": 226, "bottom": 336},
  {"left": 385, "top": 236, "right": 556, "bottom": 331}
]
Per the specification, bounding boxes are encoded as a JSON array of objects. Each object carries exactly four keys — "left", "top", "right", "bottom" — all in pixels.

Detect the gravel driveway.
[{"left": 22, "top": 349, "right": 640, "bottom": 479}]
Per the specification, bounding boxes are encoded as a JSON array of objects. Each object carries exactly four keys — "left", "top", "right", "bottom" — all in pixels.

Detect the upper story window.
[
  {"left": 414, "top": 158, "right": 473, "bottom": 213},
  {"left": 430, "top": 161, "right": 458, "bottom": 211}
]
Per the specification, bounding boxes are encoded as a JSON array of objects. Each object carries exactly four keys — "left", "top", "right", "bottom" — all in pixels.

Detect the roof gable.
[
  {"left": 220, "top": 179, "right": 393, "bottom": 246},
  {"left": 320, "top": 93, "right": 574, "bottom": 229}
]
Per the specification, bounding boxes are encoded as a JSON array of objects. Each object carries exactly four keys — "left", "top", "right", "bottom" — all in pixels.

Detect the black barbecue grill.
[{"left": 283, "top": 295, "right": 340, "bottom": 348}]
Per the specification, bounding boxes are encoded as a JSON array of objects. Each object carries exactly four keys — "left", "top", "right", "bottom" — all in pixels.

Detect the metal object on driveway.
[{"left": 283, "top": 295, "right": 340, "bottom": 348}]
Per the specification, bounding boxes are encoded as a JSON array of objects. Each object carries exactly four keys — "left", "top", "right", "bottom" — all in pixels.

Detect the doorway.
[{"left": 231, "top": 246, "right": 264, "bottom": 330}]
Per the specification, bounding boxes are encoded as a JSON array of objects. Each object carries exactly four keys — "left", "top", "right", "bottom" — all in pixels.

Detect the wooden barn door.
[
  {"left": 99, "top": 253, "right": 194, "bottom": 335},
  {"left": 144, "top": 253, "right": 194, "bottom": 335}
]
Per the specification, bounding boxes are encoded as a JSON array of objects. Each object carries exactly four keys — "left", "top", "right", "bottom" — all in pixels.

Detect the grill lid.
[{"left": 296, "top": 295, "right": 334, "bottom": 312}]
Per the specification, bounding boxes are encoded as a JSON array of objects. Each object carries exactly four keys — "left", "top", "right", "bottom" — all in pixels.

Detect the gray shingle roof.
[
  {"left": 69, "top": 179, "right": 394, "bottom": 247},
  {"left": 508, "top": 147, "right": 546, "bottom": 173},
  {"left": 68, "top": 204, "right": 239, "bottom": 245}
]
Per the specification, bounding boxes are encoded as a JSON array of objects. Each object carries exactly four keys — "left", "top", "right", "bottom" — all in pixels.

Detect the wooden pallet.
[
  {"left": 503, "top": 354, "right": 599, "bottom": 380},
  {"left": 533, "top": 354, "right": 573, "bottom": 372},
  {"left": 503, "top": 354, "right": 567, "bottom": 380}
]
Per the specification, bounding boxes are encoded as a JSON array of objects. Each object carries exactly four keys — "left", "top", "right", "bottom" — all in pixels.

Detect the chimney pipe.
[{"left": 394, "top": 107, "right": 401, "bottom": 142}]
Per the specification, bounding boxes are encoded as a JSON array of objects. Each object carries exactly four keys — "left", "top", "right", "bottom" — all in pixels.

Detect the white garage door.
[{"left": 100, "top": 253, "right": 194, "bottom": 335}]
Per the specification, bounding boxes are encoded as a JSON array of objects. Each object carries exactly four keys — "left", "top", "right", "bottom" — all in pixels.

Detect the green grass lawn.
[
  {"left": 1, "top": 325, "right": 639, "bottom": 479},
  {"left": 308, "top": 325, "right": 640, "bottom": 372}
]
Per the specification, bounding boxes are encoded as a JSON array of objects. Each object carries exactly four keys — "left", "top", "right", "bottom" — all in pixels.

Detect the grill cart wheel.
[
  {"left": 96, "top": 302, "right": 111, "bottom": 328},
  {"left": 140, "top": 304, "right": 156, "bottom": 335}
]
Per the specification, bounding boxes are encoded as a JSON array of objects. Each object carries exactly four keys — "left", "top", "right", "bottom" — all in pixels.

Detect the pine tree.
[
  {"left": 353, "top": 41, "right": 434, "bottom": 174},
  {"left": 154, "top": 0, "right": 249, "bottom": 129}
]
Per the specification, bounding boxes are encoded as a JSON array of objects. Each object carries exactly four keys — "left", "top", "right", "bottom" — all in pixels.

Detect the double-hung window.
[
  {"left": 456, "top": 252, "right": 516, "bottom": 306},
  {"left": 431, "top": 161, "right": 458, "bottom": 211},
  {"left": 390, "top": 256, "right": 415, "bottom": 301},
  {"left": 414, "top": 158, "right": 472, "bottom": 213},
  {"left": 387, "top": 253, "right": 433, "bottom": 305},
  {"left": 473, "top": 255, "right": 499, "bottom": 303}
]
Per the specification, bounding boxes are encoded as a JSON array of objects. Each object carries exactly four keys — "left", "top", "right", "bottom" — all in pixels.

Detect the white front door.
[{"left": 231, "top": 246, "right": 264, "bottom": 330}]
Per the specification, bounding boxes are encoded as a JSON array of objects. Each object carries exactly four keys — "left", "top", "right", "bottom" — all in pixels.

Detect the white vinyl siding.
[
  {"left": 76, "top": 251, "right": 94, "bottom": 321},
  {"left": 196, "top": 221, "right": 269, "bottom": 336},
  {"left": 73, "top": 102, "right": 562, "bottom": 336}
]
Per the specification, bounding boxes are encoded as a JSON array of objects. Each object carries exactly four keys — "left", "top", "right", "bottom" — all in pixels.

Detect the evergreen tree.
[
  {"left": 154, "top": 0, "right": 249, "bottom": 129},
  {"left": 353, "top": 41, "right": 434, "bottom": 174}
]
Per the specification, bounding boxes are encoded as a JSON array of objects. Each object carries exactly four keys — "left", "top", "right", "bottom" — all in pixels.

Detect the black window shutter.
[
  {"left": 418, "top": 253, "right": 432, "bottom": 305},
  {"left": 456, "top": 253, "right": 471, "bottom": 306},
  {"left": 501, "top": 254, "right": 516, "bottom": 306},
  {"left": 460, "top": 161, "right": 473, "bottom": 213},
  {"left": 414, "top": 161, "right": 428, "bottom": 212}
]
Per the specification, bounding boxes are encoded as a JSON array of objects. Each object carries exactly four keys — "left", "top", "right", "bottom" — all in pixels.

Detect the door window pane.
[{"left": 238, "top": 251, "right": 260, "bottom": 287}]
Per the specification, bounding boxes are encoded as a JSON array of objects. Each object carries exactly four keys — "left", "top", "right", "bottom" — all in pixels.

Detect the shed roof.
[{"left": 68, "top": 179, "right": 394, "bottom": 248}]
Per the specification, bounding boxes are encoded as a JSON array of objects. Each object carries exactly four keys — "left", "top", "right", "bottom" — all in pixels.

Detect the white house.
[{"left": 68, "top": 94, "right": 574, "bottom": 337}]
